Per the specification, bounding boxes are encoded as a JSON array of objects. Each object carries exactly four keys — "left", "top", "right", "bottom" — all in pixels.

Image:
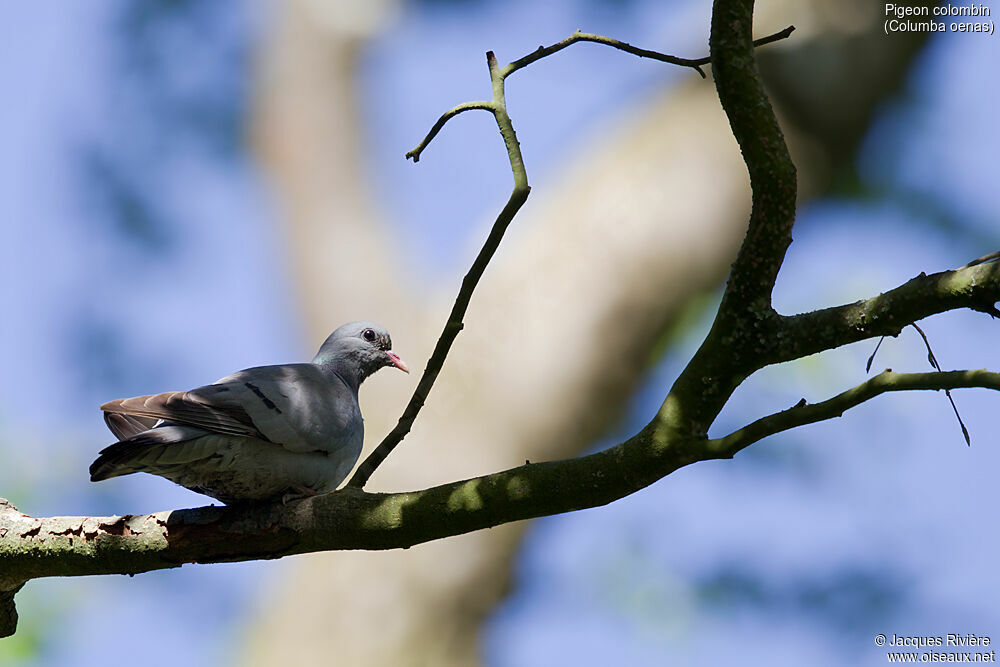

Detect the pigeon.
[{"left": 89, "top": 321, "right": 408, "bottom": 504}]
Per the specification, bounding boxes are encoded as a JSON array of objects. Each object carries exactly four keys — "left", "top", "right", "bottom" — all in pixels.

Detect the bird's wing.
[
  {"left": 101, "top": 363, "right": 359, "bottom": 454},
  {"left": 104, "top": 412, "right": 160, "bottom": 440},
  {"left": 101, "top": 389, "right": 263, "bottom": 440},
  {"left": 205, "top": 364, "right": 361, "bottom": 454}
]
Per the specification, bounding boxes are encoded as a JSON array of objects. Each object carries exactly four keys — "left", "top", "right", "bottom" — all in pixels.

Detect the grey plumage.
[{"left": 90, "top": 321, "right": 408, "bottom": 504}]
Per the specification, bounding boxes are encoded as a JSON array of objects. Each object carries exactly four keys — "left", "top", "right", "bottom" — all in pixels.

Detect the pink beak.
[{"left": 386, "top": 351, "right": 409, "bottom": 373}]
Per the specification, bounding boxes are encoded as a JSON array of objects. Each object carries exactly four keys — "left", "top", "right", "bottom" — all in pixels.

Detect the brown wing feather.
[
  {"left": 104, "top": 412, "right": 159, "bottom": 440},
  {"left": 101, "top": 390, "right": 264, "bottom": 440}
]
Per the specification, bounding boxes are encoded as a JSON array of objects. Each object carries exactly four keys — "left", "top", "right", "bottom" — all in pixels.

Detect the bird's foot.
[{"left": 281, "top": 486, "right": 320, "bottom": 505}]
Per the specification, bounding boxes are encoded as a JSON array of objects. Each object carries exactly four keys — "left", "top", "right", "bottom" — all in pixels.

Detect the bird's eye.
[{"left": 362, "top": 329, "right": 377, "bottom": 342}]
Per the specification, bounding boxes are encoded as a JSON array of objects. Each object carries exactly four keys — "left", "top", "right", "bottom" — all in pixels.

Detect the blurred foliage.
[
  {"left": 55, "top": 0, "right": 261, "bottom": 401},
  {"left": 0, "top": 619, "right": 44, "bottom": 664},
  {"left": 593, "top": 538, "right": 693, "bottom": 636},
  {"left": 723, "top": 435, "right": 826, "bottom": 481},
  {"left": 853, "top": 184, "right": 1000, "bottom": 252},
  {"left": 115, "top": 0, "right": 250, "bottom": 158},
  {"left": 61, "top": 310, "right": 140, "bottom": 403},
  {"left": 74, "top": 0, "right": 255, "bottom": 251},
  {"left": 589, "top": 488, "right": 907, "bottom": 644},
  {"left": 757, "top": 2, "right": 936, "bottom": 193},
  {"left": 696, "top": 563, "right": 907, "bottom": 636},
  {"left": 76, "top": 146, "right": 173, "bottom": 251},
  {"left": 0, "top": 591, "right": 59, "bottom": 665}
]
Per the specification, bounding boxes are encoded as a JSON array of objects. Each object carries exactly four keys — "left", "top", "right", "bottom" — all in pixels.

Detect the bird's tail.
[{"left": 90, "top": 425, "right": 207, "bottom": 481}]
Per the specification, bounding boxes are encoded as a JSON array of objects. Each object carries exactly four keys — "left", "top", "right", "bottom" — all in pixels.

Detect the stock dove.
[{"left": 90, "top": 321, "right": 408, "bottom": 504}]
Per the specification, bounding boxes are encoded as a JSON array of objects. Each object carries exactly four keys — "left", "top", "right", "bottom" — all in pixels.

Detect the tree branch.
[
  {"left": 648, "top": 0, "right": 800, "bottom": 441},
  {"left": 960, "top": 250, "right": 1000, "bottom": 269},
  {"left": 710, "top": 3, "right": 797, "bottom": 318},
  {"left": 707, "top": 369, "right": 1000, "bottom": 458},
  {"left": 4, "top": 362, "right": 997, "bottom": 640},
  {"left": 0, "top": 584, "right": 22, "bottom": 641},
  {"left": 910, "top": 322, "right": 970, "bottom": 445},
  {"left": 0, "top": 425, "right": 697, "bottom": 608},
  {"left": 769, "top": 260, "right": 1000, "bottom": 367},
  {"left": 501, "top": 26, "right": 795, "bottom": 80},
  {"left": 404, "top": 101, "right": 496, "bottom": 163},
  {"left": 348, "top": 51, "right": 530, "bottom": 488}
]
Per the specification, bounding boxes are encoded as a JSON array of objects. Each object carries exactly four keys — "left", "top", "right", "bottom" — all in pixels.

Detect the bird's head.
[{"left": 313, "top": 321, "right": 409, "bottom": 385}]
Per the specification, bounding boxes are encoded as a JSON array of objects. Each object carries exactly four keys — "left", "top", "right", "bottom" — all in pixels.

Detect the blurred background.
[{"left": 1, "top": 0, "right": 998, "bottom": 665}]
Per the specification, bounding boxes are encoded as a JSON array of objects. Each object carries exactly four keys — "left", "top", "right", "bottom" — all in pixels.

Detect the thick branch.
[
  {"left": 708, "top": 370, "right": 1000, "bottom": 457},
  {"left": 651, "top": 0, "right": 798, "bottom": 440},
  {"left": 710, "top": 1, "right": 797, "bottom": 317},
  {"left": 770, "top": 260, "right": 1000, "bottom": 366},
  {"left": 1, "top": 426, "right": 698, "bottom": 594},
  {"left": 10, "top": 259, "right": 996, "bottom": 597}
]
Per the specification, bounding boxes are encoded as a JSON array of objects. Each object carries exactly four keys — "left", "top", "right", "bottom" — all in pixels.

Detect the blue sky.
[{"left": 1, "top": 1, "right": 998, "bottom": 666}]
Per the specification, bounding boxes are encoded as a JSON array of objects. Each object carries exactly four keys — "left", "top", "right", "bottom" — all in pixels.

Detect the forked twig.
[
  {"left": 348, "top": 52, "right": 529, "bottom": 488},
  {"left": 404, "top": 26, "right": 796, "bottom": 164}
]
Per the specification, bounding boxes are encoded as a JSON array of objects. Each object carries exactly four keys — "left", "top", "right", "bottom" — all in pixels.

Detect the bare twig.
[
  {"left": 910, "top": 323, "right": 939, "bottom": 370},
  {"left": 504, "top": 31, "right": 711, "bottom": 79},
  {"left": 401, "top": 26, "right": 797, "bottom": 163},
  {"left": 959, "top": 250, "right": 1000, "bottom": 270},
  {"left": 911, "top": 323, "right": 970, "bottom": 445},
  {"left": 866, "top": 336, "right": 886, "bottom": 373},
  {"left": 405, "top": 101, "right": 496, "bottom": 163},
  {"left": 863, "top": 324, "right": 972, "bottom": 444},
  {"left": 501, "top": 26, "right": 796, "bottom": 80},
  {"left": 348, "top": 52, "right": 530, "bottom": 488}
]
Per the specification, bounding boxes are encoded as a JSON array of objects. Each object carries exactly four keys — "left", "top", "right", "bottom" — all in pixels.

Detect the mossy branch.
[
  {"left": 772, "top": 262, "right": 1000, "bottom": 365},
  {"left": 708, "top": 369, "right": 1000, "bottom": 457}
]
